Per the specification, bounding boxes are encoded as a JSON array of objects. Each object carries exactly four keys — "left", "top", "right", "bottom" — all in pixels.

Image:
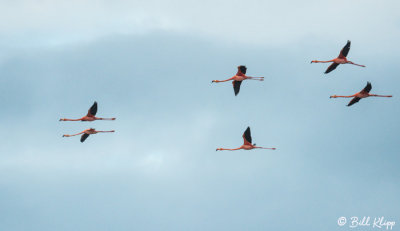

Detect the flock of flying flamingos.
[{"left": 60, "top": 40, "right": 392, "bottom": 148}]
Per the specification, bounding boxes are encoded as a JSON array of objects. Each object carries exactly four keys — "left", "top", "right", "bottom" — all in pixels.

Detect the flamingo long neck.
[
  {"left": 313, "top": 60, "right": 333, "bottom": 63},
  {"left": 218, "top": 147, "right": 242, "bottom": 151},
  {"left": 61, "top": 118, "right": 82, "bottom": 121},
  {"left": 214, "top": 78, "right": 233, "bottom": 83},
  {"left": 334, "top": 95, "right": 355, "bottom": 98}
]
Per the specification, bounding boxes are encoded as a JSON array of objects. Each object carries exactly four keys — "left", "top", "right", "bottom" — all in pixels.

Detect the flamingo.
[
  {"left": 216, "top": 127, "right": 276, "bottom": 151},
  {"left": 330, "top": 82, "right": 392, "bottom": 106},
  {"left": 62, "top": 128, "right": 115, "bottom": 142},
  {"left": 212, "top": 65, "right": 264, "bottom": 95},
  {"left": 59, "top": 101, "right": 116, "bottom": 121},
  {"left": 311, "top": 40, "right": 365, "bottom": 74}
]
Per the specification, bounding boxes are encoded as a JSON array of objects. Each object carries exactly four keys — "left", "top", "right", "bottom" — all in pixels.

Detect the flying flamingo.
[
  {"left": 59, "top": 101, "right": 116, "bottom": 121},
  {"left": 216, "top": 127, "right": 276, "bottom": 151},
  {"left": 311, "top": 40, "right": 365, "bottom": 74},
  {"left": 62, "top": 128, "right": 115, "bottom": 142},
  {"left": 330, "top": 82, "right": 392, "bottom": 106},
  {"left": 212, "top": 66, "right": 264, "bottom": 95}
]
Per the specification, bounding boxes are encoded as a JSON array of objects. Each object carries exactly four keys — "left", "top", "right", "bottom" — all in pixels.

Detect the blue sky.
[{"left": 0, "top": 1, "right": 399, "bottom": 230}]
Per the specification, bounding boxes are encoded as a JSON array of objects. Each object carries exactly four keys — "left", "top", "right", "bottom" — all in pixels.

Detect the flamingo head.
[
  {"left": 310, "top": 60, "right": 316, "bottom": 63},
  {"left": 330, "top": 95, "right": 338, "bottom": 98}
]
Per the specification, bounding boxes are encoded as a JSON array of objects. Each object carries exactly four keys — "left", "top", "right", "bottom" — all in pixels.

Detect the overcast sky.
[{"left": 0, "top": 1, "right": 399, "bottom": 230}]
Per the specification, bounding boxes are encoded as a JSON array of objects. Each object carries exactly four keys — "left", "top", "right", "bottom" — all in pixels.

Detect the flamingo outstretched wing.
[
  {"left": 236, "top": 65, "right": 247, "bottom": 76},
  {"left": 233, "top": 80, "right": 242, "bottom": 96},
  {"left": 87, "top": 101, "right": 98, "bottom": 117},
  {"left": 347, "top": 97, "right": 361, "bottom": 106},
  {"left": 325, "top": 63, "right": 339, "bottom": 74},
  {"left": 242, "top": 127, "right": 252, "bottom": 145},
  {"left": 360, "top": 82, "right": 372, "bottom": 93},
  {"left": 339, "top": 40, "right": 351, "bottom": 58},
  {"left": 80, "top": 133, "right": 90, "bottom": 142}
]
